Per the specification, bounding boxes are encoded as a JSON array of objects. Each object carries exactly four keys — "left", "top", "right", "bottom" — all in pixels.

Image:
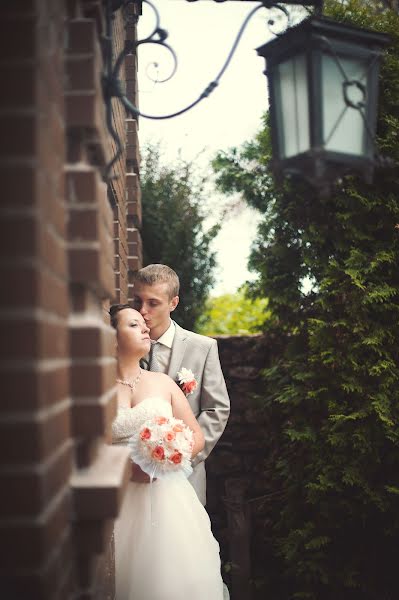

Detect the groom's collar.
[{"left": 155, "top": 319, "right": 175, "bottom": 348}]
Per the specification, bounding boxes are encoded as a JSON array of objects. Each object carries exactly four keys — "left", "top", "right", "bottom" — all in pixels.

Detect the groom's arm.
[{"left": 191, "top": 339, "right": 230, "bottom": 467}]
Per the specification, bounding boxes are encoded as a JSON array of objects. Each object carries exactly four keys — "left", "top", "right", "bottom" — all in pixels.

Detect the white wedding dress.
[{"left": 112, "top": 396, "right": 224, "bottom": 600}]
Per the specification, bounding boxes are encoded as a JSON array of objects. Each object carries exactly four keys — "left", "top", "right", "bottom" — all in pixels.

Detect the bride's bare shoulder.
[
  {"left": 142, "top": 371, "right": 175, "bottom": 386},
  {"left": 157, "top": 372, "right": 175, "bottom": 385},
  {"left": 142, "top": 371, "right": 167, "bottom": 378}
]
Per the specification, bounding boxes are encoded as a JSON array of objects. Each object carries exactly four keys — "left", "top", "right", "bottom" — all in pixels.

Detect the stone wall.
[{"left": 207, "top": 333, "right": 274, "bottom": 600}]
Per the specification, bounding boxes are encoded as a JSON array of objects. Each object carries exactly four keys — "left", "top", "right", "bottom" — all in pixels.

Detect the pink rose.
[
  {"left": 182, "top": 380, "right": 197, "bottom": 395},
  {"left": 140, "top": 427, "right": 151, "bottom": 440},
  {"left": 164, "top": 431, "right": 176, "bottom": 442},
  {"left": 170, "top": 451, "right": 182, "bottom": 465},
  {"left": 156, "top": 416, "right": 168, "bottom": 425},
  {"left": 152, "top": 446, "right": 165, "bottom": 461}
]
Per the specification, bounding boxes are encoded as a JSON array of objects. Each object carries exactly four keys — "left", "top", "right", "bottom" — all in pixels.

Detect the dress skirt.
[{"left": 114, "top": 475, "right": 224, "bottom": 600}]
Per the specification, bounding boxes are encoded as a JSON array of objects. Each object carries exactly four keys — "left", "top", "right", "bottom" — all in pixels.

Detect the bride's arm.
[{"left": 170, "top": 382, "right": 205, "bottom": 458}]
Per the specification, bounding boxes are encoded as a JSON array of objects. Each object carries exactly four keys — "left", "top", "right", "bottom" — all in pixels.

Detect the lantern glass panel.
[
  {"left": 322, "top": 53, "right": 367, "bottom": 156},
  {"left": 276, "top": 54, "right": 310, "bottom": 158}
]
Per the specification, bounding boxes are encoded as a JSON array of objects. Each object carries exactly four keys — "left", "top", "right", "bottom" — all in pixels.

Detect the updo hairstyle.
[{"left": 109, "top": 304, "right": 132, "bottom": 329}]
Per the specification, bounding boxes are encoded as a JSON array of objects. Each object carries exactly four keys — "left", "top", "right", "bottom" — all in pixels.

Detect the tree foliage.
[
  {"left": 213, "top": 2, "right": 399, "bottom": 598},
  {"left": 140, "top": 144, "right": 219, "bottom": 330},
  {"left": 196, "top": 286, "right": 271, "bottom": 336}
]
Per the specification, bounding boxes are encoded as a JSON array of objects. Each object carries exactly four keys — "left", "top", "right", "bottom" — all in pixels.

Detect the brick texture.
[
  {"left": 0, "top": 1, "right": 142, "bottom": 598},
  {"left": 0, "top": 2, "right": 73, "bottom": 598}
]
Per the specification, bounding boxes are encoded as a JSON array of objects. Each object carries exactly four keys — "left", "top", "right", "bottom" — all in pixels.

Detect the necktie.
[{"left": 148, "top": 341, "right": 162, "bottom": 372}]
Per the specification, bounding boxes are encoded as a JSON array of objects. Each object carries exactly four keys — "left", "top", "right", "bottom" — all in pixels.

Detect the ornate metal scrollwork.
[{"left": 102, "top": 0, "right": 300, "bottom": 180}]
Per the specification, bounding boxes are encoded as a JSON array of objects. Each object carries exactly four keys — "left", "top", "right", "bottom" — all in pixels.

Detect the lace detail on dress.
[{"left": 112, "top": 396, "right": 173, "bottom": 446}]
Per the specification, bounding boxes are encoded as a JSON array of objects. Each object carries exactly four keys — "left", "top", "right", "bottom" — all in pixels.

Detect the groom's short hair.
[{"left": 133, "top": 264, "right": 180, "bottom": 299}]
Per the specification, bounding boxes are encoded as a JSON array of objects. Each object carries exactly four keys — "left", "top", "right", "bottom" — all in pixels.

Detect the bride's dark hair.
[{"left": 109, "top": 304, "right": 131, "bottom": 329}]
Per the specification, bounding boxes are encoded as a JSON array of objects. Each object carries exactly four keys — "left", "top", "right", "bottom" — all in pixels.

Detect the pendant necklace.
[{"left": 116, "top": 368, "right": 142, "bottom": 394}]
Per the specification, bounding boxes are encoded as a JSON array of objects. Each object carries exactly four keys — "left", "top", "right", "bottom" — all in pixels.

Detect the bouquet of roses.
[{"left": 128, "top": 415, "right": 194, "bottom": 480}]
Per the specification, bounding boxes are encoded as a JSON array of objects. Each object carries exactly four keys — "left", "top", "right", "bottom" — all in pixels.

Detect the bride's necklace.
[{"left": 116, "top": 368, "right": 142, "bottom": 393}]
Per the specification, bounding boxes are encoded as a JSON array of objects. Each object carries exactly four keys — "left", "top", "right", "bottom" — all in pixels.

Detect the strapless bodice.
[{"left": 112, "top": 396, "right": 173, "bottom": 446}]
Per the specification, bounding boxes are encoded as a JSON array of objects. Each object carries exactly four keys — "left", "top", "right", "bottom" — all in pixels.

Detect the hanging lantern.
[{"left": 257, "top": 16, "right": 390, "bottom": 191}]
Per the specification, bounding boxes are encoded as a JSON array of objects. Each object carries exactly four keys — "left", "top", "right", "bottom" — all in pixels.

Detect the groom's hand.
[{"left": 130, "top": 463, "right": 154, "bottom": 483}]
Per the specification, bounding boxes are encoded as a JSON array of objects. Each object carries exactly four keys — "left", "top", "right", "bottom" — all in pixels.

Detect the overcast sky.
[{"left": 136, "top": 0, "right": 276, "bottom": 294}]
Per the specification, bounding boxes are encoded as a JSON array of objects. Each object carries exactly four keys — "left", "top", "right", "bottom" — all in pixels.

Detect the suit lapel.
[{"left": 168, "top": 321, "right": 188, "bottom": 379}]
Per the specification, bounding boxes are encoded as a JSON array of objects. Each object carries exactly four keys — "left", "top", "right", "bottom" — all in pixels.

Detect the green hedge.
[{"left": 214, "top": 1, "right": 399, "bottom": 597}]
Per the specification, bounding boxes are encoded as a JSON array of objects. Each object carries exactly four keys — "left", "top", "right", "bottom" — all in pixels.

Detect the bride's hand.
[{"left": 130, "top": 462, "right": 155, "bottom": 484}]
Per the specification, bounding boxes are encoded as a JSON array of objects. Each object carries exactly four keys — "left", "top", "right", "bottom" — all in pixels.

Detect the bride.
[{"left": 110, "top": 304, "right": 224, "bottom": 600}]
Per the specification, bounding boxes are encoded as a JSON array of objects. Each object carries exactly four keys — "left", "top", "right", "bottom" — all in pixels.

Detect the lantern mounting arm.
[
  {"left": 120, "top": 1, "right": 269, "bottom": 119},
  {"left": 102, "top": 0, "right": 309, "bottom": 180}
]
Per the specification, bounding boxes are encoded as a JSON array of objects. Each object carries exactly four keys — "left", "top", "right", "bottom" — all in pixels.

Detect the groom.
[{"left": 131, "top": 263, "right": 230, "bottom": 506}]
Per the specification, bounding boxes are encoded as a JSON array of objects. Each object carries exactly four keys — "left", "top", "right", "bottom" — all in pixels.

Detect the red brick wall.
[
  {"left": 112, "top": 3, "right": 143, "bottom": 304},
  {"left": 0, "top": 1, "right": 142, "bottom": 598},
  {"left": 111, "top": 8, "right": 129, "bottom": 304},
  {"left": 0, "top": 2, "right": 73, "bottom": 598},
  {"left": 125, "top": 3, "right": 142, "bottom": 302}
]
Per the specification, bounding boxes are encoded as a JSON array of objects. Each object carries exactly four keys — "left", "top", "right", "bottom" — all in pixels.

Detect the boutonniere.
[{"left": 177, "top": 367, "right": 198, "bottom": 396}]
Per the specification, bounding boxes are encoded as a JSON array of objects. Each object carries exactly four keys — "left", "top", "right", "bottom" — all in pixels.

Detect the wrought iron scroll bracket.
[{"left": 102, "top": 0, "right": 294, "bottom": 181}]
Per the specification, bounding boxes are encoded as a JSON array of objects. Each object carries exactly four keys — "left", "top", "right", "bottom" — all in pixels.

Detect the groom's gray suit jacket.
[{"left": 167, "top": 321, "right": 230, "bottom": 505}]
